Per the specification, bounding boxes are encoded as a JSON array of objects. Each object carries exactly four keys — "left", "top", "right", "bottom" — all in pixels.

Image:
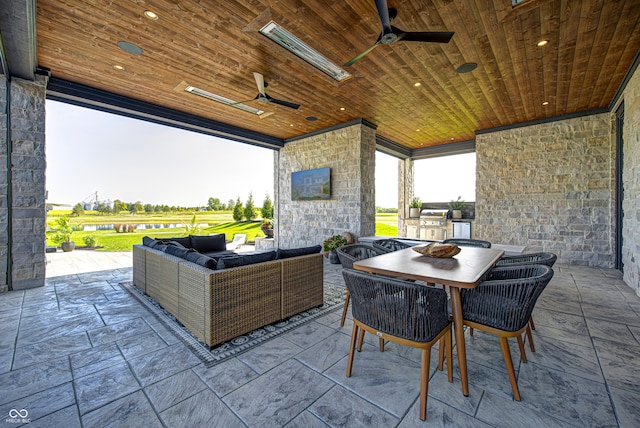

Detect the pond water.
[{"left": 81, "top": 223, "right": 210, "bottom": 231}]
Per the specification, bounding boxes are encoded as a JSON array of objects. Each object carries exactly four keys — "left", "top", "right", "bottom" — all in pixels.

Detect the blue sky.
[{"left": 45, "top": 100, "right": 472, "bottom": 208}]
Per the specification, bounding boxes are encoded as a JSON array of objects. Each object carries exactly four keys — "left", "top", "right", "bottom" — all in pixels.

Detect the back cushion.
[
  {"left": 190, "top": 234, "right": 226, "bottom": 253},
  {"left": 165, "top": 245, "right": 189, "bottom": 259},
  {"left": 184, "top": 249, "right": 217, "bottom": 270},
  {"left": 166, "top": 236, "right": 191, "bottom": 248},
  {"left": 277, "top": 245, "right": 322, "bottom": 260},
  {"left": 216, "top": 250, "right": 277, "bottom": 270},
  {"left": 142, "top": 236, "right": 157, "bottom": 248}
]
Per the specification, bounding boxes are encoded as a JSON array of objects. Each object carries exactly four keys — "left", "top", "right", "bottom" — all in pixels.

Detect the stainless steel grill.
[{"left": 419, "top": 209, "right": 449, "bottom": 241}]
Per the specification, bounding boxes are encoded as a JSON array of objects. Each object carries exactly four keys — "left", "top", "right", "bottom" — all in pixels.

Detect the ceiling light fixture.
[
  {"left": 456, "top": 63, "right": 477, "bottom": 74},
  {"left": 143, "top": 10, "right": 159, "bottom": 20},
  {"left": 113, "top": 65, "right": 125, "bottom": 71},
  {"left": 117, "top": 41, "right": 143, "bottom": 55},
  {"left": 259, "top": 21, "right": 351, "bottom": 82},
  {"left": 339, "top": 107, "right": 346, "bottom": 111},
  {"left": 414, "top": 82, "right": 421, "bottom": 87},
  {"left": 542, "top": 101, "right": 549, "bottom": 106},
  {"left": 537, "top": 40, "right": 549, "bottom": 47},
  {"left": 175, "top": 81, "right": 266, "bottom": 116}
]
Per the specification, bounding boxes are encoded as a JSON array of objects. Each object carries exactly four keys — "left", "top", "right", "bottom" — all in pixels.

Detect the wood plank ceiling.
[{"left": 36, "top": 0, "right": 640, "bottom": 150}]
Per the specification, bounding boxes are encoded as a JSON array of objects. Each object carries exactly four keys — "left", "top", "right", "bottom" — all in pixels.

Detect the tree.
[
  {"left": 113, "top": 199, "right": 124, "bottom": 214},
  {"left": 244, "top": 192, "right": 257, "bottom": 220},
  {"left": 227, "top": 199, "right": 235, "bottom": 211},
  {"left": 144, "top": 204, "right": 154, "bottom": 213},
  {"left": 261, "top": 193, "right": 274, "bottom": 219},
  {"left": 232, "top": 197, "right": 244, "bottom": 221},
  {"left": 71, "top": 203, "right": 84, "bottom": 216},
  {"left": 207, "top": 197, "right": 221, "bottom": 211}
]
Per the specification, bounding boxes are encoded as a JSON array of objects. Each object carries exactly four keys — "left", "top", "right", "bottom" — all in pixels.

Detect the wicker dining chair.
[
  {"left": 494, "top": 251, "right": 557, "bottom": 349},
  {"left": 372, "top": 238, "right": 411, "bottom": 253},
  {"left": 342, "top": 269, "right": 453, "bottom": 421},
  {"left": 443, "top": 238, "right": 492, "bottom": 248},
  {"left": 336, "top": 244, "right": 389, "bottom": 327},
  {"left": 460, "top": 264, "right": 554, "bottom": 401}
]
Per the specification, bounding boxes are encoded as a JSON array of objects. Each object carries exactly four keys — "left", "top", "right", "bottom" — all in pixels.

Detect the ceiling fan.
[
  {"left": 238, "top": 72, "right": 300, "bottom": 110},
  {"left": 344, "top": 0, "right": 455, "bottom": 66}
]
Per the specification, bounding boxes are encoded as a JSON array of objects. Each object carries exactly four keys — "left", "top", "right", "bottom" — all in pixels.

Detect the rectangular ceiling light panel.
[
  {"left": 259, "top": 21, "right": 351, "bottom": 82},
  {"left": 184, "top": 85, "right": 265, "bottom": 115}
]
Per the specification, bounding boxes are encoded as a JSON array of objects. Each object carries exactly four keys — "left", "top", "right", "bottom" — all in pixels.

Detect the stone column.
[
  {"left": 0, "top": 76, "right": 47, "bottom": 291},
  {"left": 397, "top": 158, "right": 414, "bottom": 237}
]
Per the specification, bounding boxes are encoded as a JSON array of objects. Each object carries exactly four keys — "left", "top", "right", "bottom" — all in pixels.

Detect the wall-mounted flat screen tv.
[{"left": 291, "top": 167, "right": 331, "bottom": 201}]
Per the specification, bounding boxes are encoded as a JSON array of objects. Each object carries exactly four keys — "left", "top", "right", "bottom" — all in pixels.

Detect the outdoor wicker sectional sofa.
[{"left": 133, "top": 235, "right": 324, "bottom": 348}]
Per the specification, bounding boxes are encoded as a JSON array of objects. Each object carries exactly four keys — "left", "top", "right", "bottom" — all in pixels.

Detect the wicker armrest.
[{"left": 281, "top": 253, "right": 324, "bottom": 318}]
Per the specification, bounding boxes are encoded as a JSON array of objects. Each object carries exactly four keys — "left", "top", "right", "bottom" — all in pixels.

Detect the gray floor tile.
[
  {"left": 599, "top": 358, "right": 640, "bottom": 393},
  {"left": 609, "top": 386, "right": 640, "bottom": 428},
  {"left": 284, "top": 410, "right": 330, "bottom": 428},
  {"left": 74, "top": 361, "right": 141, "bottom": 415},
  {"left": 193, "top": 358, "right": 259, "bottom": 397},
  {"left": 145, "top": 369, "right": 208, "bottom": 412},
  {"left": 26, "top": 405, "right": 81, "bottom": 428},
  {"left": 295, "top": 330, "right": 352, "bottom": 372},
  {"left": 81, "top": 391, "right": 162, "bottom": 428},
  {"left": 12, "top": 332, "right": 92, "bottom": 370},
  {"left": 399, "top": 397, "right": 494, "bottom": 428},
  {"left": 0, "top": 382, "right": 75, "bottom": 424},
  {"left": 0, "top": 357, "right": 72, "bottom": 405},
  {"left": 160, "top": 389, "right": 244, "bottom": 427},
  {"left": 127, "top": 342, "right": 201, "bottom": 386},
  {"left": 309, "top": 385, "right": 400, "bottom": 426},
  {"left": 69, "top": 342, "right": 121, "bottom": 372},
  {"left": 224, "top": 359, "right": 334, "bottom": 426},
  {"left": 280, "top": 320, "right": 338, "bottom": 349},
  {"left": 238, "top": 336, "right": 304, "bottom": 374},
  {"left": 525, "top": 334, "right": 603, "bottom": 382},
  {"left": 475, "top": 390, "right": 573, "bottom": 428},
  {"left": 87, "top": 318, "right": 153, "bottom": 346},
  {"left": 116, "top": 331, "right": 169, "bottom": 359}
]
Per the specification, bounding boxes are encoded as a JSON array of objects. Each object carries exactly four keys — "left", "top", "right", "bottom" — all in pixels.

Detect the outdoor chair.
[
  {"left": 342, "top": 269, "right": 452, "bottom": 421},
  {"left": 460, "top": 264, "right": 554, "bottom": 401},
  {"left": 336, "top": 244, "right": 389, "bottom": 327},
  {"left": 493, "top": 251, "right": 558, "bottom": 349},
  {"left": 226, "top": 233, "right": 246, "bottom": 251},
  {"left": 372, "top": 238, "right": 411, "bottom": 252},
  {"left": 443, "top": 238, "right": 492, "bottom": 248}
]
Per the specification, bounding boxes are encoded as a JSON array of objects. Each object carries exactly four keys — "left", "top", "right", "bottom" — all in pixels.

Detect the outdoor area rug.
[{"left": 120, "top": 278, "right": 346, "bottom": 367}]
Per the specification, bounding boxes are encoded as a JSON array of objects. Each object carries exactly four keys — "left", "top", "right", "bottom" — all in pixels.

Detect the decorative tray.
[{"left": 412, "top": 243, "right": 461, "bottom": 258}]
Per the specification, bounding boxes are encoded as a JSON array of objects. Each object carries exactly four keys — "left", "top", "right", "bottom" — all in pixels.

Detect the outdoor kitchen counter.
[{"left": 359, "top": 236, "right": 526, "bottom": 256}]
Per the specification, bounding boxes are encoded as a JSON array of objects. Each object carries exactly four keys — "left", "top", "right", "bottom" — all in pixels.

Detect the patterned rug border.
[{"left": 120, "top": 281, "right": 345, "bottom": 367}]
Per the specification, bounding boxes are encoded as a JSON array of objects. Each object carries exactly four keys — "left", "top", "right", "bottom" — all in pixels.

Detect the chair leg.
[
  {"left": 346, "top": 324, "right": 358, "bottom": 377},
  {"left": 516, "top": 334, "right": 527, "bottom": 363},
  {"left": 446, "top": 326, "right": 453, "bottom": 382},
  {"left": 525, "top": 324, "right": 535, "bottom": 352},
  {"left": 340, "top": 291, "right": 350, "bottom": 327},
  {"left": 379, "top": 337, "right": 385, "bottom": 352},
  {"left": 438, "top": 337, "right": 445, "bottom": 371},
  {"left": 529, "top": 316, "right": 535, "bottom": 331},
  {"left": 499, "top": 337, "right": 521, "bottom": 401},
  {"left": 469, "top": 327, "right": 474, "bottom": 336},
  {"left": 419, "top": 349, "right": 431, "bottom": 421},
  {"left": 357, "top": 328, "right": 365, "bottom": 351}
]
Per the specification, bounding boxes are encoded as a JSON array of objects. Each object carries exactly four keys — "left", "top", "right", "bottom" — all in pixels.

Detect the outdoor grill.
[{"left": 419, "top": 209, "right": 449, "bottom": 241}]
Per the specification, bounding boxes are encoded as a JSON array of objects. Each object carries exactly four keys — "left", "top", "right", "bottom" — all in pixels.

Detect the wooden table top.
[{"left": 353, "top": 246, "right": 505, "bottom": 288}]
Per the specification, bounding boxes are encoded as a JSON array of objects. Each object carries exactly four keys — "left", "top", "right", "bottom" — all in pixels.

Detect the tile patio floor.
[{"left": 1, "top": 254, "right": 640, "bottom": 427}]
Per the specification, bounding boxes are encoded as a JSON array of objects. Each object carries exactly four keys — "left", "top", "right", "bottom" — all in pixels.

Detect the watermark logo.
[{"left": 6, "top": 408, "right": 30, "bottom": 424}]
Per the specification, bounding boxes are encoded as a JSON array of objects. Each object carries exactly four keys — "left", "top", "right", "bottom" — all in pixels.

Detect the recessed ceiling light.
[
  {"left": 290, "top": 124, "right": 294, "bottom": 127},
  {"left": 339, "top": 107, "right": 346, "bottom": 111},
  {"left": 542, "top": 101, "right": 549, "bottom": 106},
  {"left": 414, "top": 82, "right": 421, "bottom": 87},
  {"left": 117, "top": 41, "right": 143, "bottom": 55},
  {"left": 537, "top": 40, "right": 549, "bottom": 47},
  {"left": 416, "top": 129, "right": 421, "bottom": 132},
  {"left": 456, "top": 63, "right": 477, "bottom": 73},
  {"left": 260, "top": 21, "right": 351, "bottom": 82},
  {"left": 450, "top": 137, "right": 455, "bottom": 140},
  {"left": 143, "top": 10, "right": 159, "bottom": 20},
  {"left": 113, "top": 65, "right": 125, "bottom": 71}
]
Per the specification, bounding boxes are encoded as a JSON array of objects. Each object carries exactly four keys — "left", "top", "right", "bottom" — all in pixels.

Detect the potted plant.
[
  {"left": 409, "top": 197, "right": 422, "bottom": 218},
  {"left": 261, "top": 219, "right": 274, "bottom": 238},
  {"left": 49, "top": 216, "right": 77, "bottom": 252},
  {"left": 449, "top": 196, "right": 466, "bottom": 219},
  {"left": 323, "top": 234, "right": 348, "bottom": 264}
]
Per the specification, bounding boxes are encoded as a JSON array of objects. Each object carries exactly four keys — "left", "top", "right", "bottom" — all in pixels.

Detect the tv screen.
[{"left": 291, "top": 167, "right": 331, "bottom": 201}]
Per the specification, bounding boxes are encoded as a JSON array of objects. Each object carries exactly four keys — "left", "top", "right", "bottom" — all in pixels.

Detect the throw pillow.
[
  {"left": 184, "top": 249, "right": 217, "bottom": 270},
  {"left": 189, "top": 234, "right": 226, "bottom": 253},
  {"left": 277, "top": 245, "right": 322, "bottom": 259},
  {"left": 165, "top": 245, "right": 189, "bottom": 259},
  {"left": 142, "top": 236, "right": 157, "bottom": 248},
  {"left": 216, "top": 250, "right": 277, "bottom": 270}
]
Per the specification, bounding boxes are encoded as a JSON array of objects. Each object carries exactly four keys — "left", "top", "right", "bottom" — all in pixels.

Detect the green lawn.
[{"left": 46, "top": 210, "right": 399, "bottom": 251}]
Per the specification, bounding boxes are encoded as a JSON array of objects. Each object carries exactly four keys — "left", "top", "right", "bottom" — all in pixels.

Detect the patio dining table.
[{"left": 353, "top": 245, "right": 504, "bottom": 396}]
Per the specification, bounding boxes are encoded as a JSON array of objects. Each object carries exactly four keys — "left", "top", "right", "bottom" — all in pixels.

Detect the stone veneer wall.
[
  {"left": 475, "top": 112, "right": 615, "bottom": 267},
  {"left": 0, "top": 76, "right": 47, "bottom": 291},
  {"left": 276, "top": 122, "right": 376, "bottom": 249},
  {"left": 621, "top": 65, "right": 640, "bottom": 294}
]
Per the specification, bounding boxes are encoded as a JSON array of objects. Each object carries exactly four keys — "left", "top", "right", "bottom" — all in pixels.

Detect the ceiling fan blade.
[
  {"left": 344, "top": 41, "right": 381, "bottom": 67},
  {"left": 253, "top": 72, "right": 266, "bottom": 96},
  {"left": 374, "top": 0, "right": 393, "bottom": 34},
  {"left": 266, "top": 95, "right": 300, "bottom": 110},
  {"left": 398, "top": 30, "right": 455, "bottom": 44}
]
